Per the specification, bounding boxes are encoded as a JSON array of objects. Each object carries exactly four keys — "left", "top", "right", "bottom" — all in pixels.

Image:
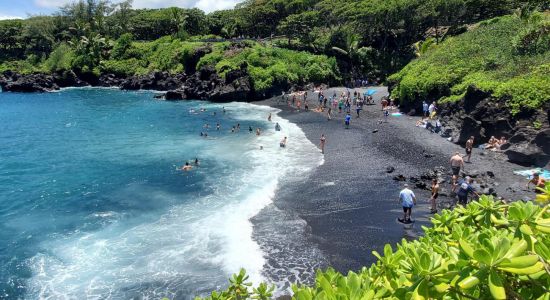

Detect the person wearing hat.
[
  {"left": 399, "top": 183, "right": 417, "bottom": 224},
  {"left": 456, "top": 176, "right": 479, "bottom": 206},
  {"left": 527, "top": 172, "right": 546, "bottom": 193}
]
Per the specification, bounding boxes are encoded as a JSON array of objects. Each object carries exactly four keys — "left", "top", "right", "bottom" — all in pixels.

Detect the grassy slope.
[{"left": 389, "top": 13, "right": 550, "bottom": 115}]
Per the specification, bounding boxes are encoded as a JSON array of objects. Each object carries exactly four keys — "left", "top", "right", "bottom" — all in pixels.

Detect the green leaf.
[
  {"left": 520, "top": 224, "right": 534, "bottom": 235},
  {"left": 473, "top": 249, "right": 492, "bottom": 265},
  {"left": 489, "top": 270, "right": 506, "bottom": 300},
  {"left": 498, "top": 255, "right": 539, "bottom": 268}
]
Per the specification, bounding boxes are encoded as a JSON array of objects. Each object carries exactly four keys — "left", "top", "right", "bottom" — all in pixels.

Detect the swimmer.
[
  {"left": 216, "top": 123, "right": 220, "bottom": 131},
  {"left": 275, "top": 123, "right": 281, "bottom": 131},
  {"left": 223, "top": 107, "right": 226, "bottom": 114},
  {"left": 268, "top": 113, "right": 272, "bottom": 122},
  {"left": 182, "top": 162, "right": 193, "bottom": 171},
  {"left": 256, "top": 128, "right": 261, "bottom": 136},
  {"left": 260, "top": 145, "right": 264, "bottom": 150},
  {"left": 194, "top": 158, "right": 200, "bottom": 166},
  {"left": 236, "top": 123, "right": 240, "bottom": 131},
  {"left": 249, "top": 126, "right": 253, "bottom": 133},
  {"left": 280, "top": 137, "right": 287, "bottom": 148},
  {"left": 231, "top": 126, "right": 235, "bottom": 133}
]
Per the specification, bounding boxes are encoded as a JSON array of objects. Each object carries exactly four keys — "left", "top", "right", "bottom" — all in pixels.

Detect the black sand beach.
[{"left": 252, "top": 87, "right": 535, "bottom": 291}]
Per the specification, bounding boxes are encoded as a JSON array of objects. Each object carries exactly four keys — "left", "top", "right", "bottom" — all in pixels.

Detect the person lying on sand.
[
  {"left": 497, "top": 136, "right": 508, "bottom": 150},
  {"left": 485, "top": 136, "right": 498, "bottom": 150}
]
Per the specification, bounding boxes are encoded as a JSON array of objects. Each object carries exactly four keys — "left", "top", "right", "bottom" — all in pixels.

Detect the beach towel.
[{"left": 514, "top": 168, "right": 550, "bottom": 180}]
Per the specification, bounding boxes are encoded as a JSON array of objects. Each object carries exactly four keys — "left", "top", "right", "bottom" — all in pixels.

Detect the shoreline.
[{"left": 254, "top": 86, "right": 537, "bottom": 283}]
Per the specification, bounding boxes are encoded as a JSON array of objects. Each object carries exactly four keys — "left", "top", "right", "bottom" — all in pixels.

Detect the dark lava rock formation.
[{"left": 438, "top": 86, "right": 549, "bottom": 168}]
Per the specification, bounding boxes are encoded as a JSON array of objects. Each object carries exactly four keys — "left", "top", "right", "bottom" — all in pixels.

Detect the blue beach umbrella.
[{"left": 364, "top": 89, "right": 377, "bottom": 96}]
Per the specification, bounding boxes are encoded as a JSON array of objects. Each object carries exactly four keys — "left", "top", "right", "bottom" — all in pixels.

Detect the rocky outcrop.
[
  {"left": 53, "top": 70, "right": 88, "bottom": 87},
  {"left": 439, "top": 86, "right": 550, "bottom": 167},
  {"left": 0, "top": 71, "right": 59, "bottom": 92},
  {"left": 119, "top": 71, "right": 185, "bottom": 91}
]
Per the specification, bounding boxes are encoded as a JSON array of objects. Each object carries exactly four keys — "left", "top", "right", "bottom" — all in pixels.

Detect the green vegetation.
[
  {"left": 198, "top": 187, "right": 550, "bottom": 300},
  {"left": 198, "top": 42, "right": 339, "bottom": 91},
  {"left": 389, "top": 13, "right": 550, "bottom": 115},
  {"left": 1, "top": 0, "right": 547, "bottom": 81}
]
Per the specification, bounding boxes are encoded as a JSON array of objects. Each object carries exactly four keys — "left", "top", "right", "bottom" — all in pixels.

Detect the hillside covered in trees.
[
  {"left": 1, "top": 0, "right": 547, "bottom": 79},
  {"left": 0, "top": 0, "right": 548, "bottom": 104}
]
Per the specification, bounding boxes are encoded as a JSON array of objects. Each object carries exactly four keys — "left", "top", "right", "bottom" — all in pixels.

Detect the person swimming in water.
[
  {"left": 280, "top": 137, "right": 287, "bottom": 148},
  {"left": 275, "top": 123, "right": 281, "bottom": 131},
  {"left": 268, "top": 113, "right": 272, "bottom": 122},
  {"left": 256, "top": 128, "right": 261, "bottom": 136},
  {"left": 249, "top": 126, "right": 253, "bottom": 133},
  {"left": 182, "top": 162, "right": 193, "bottom": 171},
  {"left": 216, "top": 123, "right": 220, "bottom": 131},
  {"left": 194, "top": 158, "right": 200, "bottom": 166}
]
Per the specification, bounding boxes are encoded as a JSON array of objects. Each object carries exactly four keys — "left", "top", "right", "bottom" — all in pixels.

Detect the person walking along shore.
[{"left": 320, "top": 134, "right": 326, "bottom": 154}]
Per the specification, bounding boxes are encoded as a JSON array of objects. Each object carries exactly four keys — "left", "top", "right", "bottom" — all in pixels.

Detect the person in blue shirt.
[
  {"left": 345, "top": 113, "right": 351, "bottom": 129},
  {"left": 456, "top": 176, "right": 479, "bottom": 206},
  {"left": 399, "top": 184, "right": 417, "bottom": 223}
]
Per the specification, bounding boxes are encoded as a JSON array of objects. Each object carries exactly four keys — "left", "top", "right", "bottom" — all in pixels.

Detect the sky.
[{"left": 0, "top": 0, "right": 240, "bottom": 19}]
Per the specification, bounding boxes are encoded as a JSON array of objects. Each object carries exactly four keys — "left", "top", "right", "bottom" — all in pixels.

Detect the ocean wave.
[{"left": 25, "top": 101, "right": 323, "bottom": 299}]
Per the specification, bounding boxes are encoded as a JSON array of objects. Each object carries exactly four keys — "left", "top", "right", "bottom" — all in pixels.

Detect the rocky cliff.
[{"left": 439, "top": 86, "right": 549, "bottom": 168}]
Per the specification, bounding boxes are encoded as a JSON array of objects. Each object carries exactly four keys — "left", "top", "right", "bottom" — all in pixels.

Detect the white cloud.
[
  {"left": 195, "top": 0, "right": 238, "bottom": 12},
  {"left": 0, "top": 15, "right": 23, "bottom": 20},
  {"left": 33, "top": 0, "right": 238, "bottom": 12},
  {"left": 34, "top": 0, "right": 73, "bottom": 8}
]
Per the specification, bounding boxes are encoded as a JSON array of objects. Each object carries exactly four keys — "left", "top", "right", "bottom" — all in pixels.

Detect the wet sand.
[{"left": 252, "top": 86, "right": 535, "bottom": 288}]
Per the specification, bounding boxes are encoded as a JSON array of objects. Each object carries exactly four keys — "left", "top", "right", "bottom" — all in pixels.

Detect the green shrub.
[
  {"left": 389, "top": 13, "right": 550, "bottom": 115},
  {"left": 111, "top": 33, "right": 134, "bottom": 60},
  {"left": 100, "top": 58, "right": 141, "bottom": 76},
  {"left": 43, "top": 43, "right": 74, "bottom": 73},
  {"left": 198, "top": 192, "right": 550, "bottom": 300},
  {"left": 198, "top": 42, "right": 340, "bottom": 92}
]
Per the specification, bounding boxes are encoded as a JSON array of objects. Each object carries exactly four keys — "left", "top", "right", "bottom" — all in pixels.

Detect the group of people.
[
  {"left": 182, "top": 107, "right": 287, "bottom": 171},
  {"left": 484, "top": 136, "right": 508, "bottom": 151}
]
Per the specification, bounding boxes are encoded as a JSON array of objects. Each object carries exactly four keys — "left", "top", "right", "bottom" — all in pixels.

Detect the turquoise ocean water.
[{"left": 0, "top": 88, "right": 322, "bottom": 299}]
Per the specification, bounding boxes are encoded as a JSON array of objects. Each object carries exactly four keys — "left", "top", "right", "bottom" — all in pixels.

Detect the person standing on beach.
[
  {"left": 384, "top": 110, "right": 389, "bottom": 122},
  {"left": 399, "top": 184, "right": 416, "bottom": 223},
  {"left": 430, "top": 179, "right": 439, "bottom": 214},
  {"left": 423, "top": 101, "right": 429, "bottom": 117},
  {"left": 345, "top": 113, "right": 351, "bottom": 129},
  {"left": 327, "top": 107, "right": 332, "bottom": 120},
  {"left": 320, "top": 134, "right": 326, "bottom": 154},
  {"left": 465, "top": 136, "right": 474, "bottom": 163},
  {"left": 450, "top": 152, "right": 464, "bottom": 189},
  {"left": 456, "top": 176, "right": 479, "bottom": 206}
]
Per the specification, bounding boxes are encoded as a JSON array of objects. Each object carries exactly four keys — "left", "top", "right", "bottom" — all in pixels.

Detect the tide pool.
[{"left": 0, "top": 88, "right": 322, "bottom": 299}]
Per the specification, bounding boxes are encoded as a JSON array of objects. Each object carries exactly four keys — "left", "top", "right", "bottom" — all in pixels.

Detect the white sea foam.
[{"left": 26, "top": 102, "right": 323, "bottom": 299}]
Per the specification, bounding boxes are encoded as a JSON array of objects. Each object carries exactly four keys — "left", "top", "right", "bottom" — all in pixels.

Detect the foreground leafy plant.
[{"left": 197, "top": 194, "right": 550, "bottom": 300}]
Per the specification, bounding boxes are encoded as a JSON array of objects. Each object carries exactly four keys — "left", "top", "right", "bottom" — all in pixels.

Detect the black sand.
[{"left": 251, "top": 87, "right": 535, "bottom": 290}]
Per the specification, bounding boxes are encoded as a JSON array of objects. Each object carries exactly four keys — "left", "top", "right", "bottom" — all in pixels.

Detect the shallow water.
[{"left": 0, "top": 88, "right": 322, "bottom": 299}]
